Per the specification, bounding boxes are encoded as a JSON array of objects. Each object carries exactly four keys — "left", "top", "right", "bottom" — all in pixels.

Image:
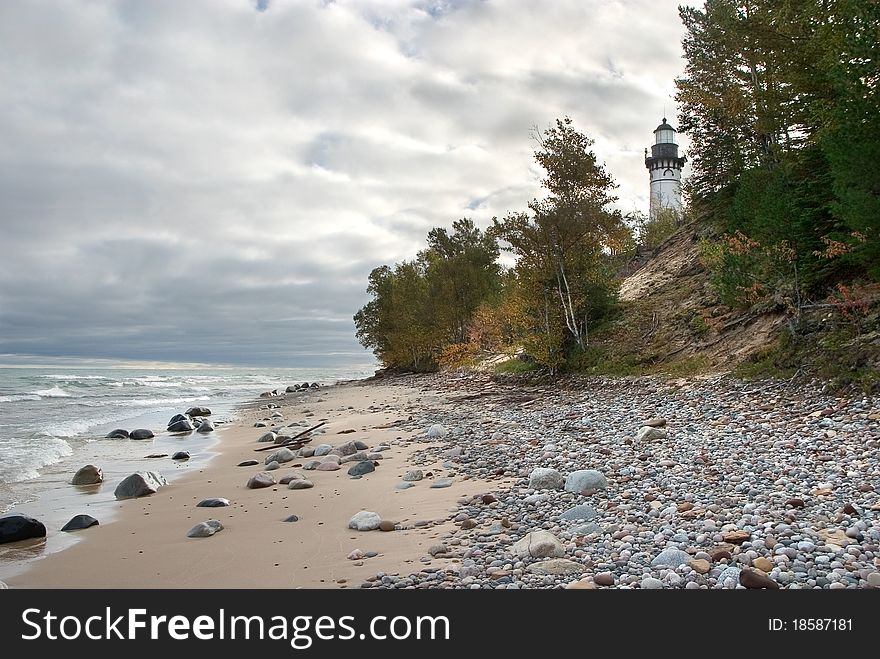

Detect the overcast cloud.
[{"left": 0, "top": 0, "right": 692, "bottom": 367}]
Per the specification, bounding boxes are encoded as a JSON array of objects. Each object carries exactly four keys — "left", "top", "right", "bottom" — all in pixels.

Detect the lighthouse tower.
[{"left": 645, "top": 118, "right": 686, "bottom": 221}]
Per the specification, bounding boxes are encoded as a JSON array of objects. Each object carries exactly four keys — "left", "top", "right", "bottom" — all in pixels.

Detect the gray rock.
[
  {"left": 641, "top": 577, "right": 664, "bottom": 589},
  {"left": 651, "top": 547, "right": 692, "bottom": 568},
  {"left": 129, "top": 428, "right": 155, "bottom": 440},
  {"left": 265, "top": 448, "right": 297, "bottom": 465},
  {"left": 867, "top": 572, "right": 880, "bottom": 588},
  {"left": 316, "top": 462, "right": 340, "bottom": 471},
  {"left": 168, "top": 414, "right": 187, "bottom": 426},
  {"left": 429, "top": 544, "right": 448, "bottom": 557},
  {"left": 237, "top": 460, "right": 259, "bottom": 467},
  {"left": 105, "top": 429, "right": 129, "bottom": 439},
  {"left": 247, "top": 472, "right": 276, "bottom": 489},
  {"left": 288, "top": 479, "right": 314, "bottom": 490},
  {"left": 529, "top": 467, "right": 564, "bottom": 490},
  {"left": 354, "top": 440, "right": 369, "bottom": 450},
  {"left": 283, "top": 515, "right": 300, "bottom": 522},
  {"left": 257, "top": 432, "right": 277, "bottom": 443},
  {"left": 186, "top": 406, "right": 212, "bottom": 416},
  {"left": 171, "top": 451, "right": 190, "bottom": 460},
  {"left": 167, "top": 419, "right": 194, "bottom": 433},
  {"left": 403, "top": 470, "right": 424, "bottom": 482},
  {"left": 511, "top": 530, "right": 565, "bottom": 559},
  {"left": 559, "top": 504, "right": 598, "bottom": 522},
  {"left": 342, "top": 451, "right": 369, "bottom": 463},
  {"left": 333, "top": 441, "right": 359, "bottom": 456},
  {"left": 0, "top": 514, "right": 46, "bottom": 544},
  {"left": 564, "top": 469, "right": 607, "bottom": 493},
  {"left": 114, "top": 472, "right": 167, "bottom": 499},
  {"left": 526, "top": 559, "right": 584, "bottom": 576},
  {"left": 430, "top": 478, "right": 453, "bottom": 489},
  {"left": 72, "top": 464, "right": 103, "bottom": 486},
  {"left": 197, "top": 498, "right": 230, "bottom": 508},
  {"left": 186, "top": 520, "right": 223, "bottom": 538},
  {"left": 348, "top": 511, "right": 382, "bottom": 531},
  {"left": 313, "top": 444, "right": 333, "bottom": 456},
  {"left": 426, "top": 424, "right": 447, "bottom": 438},
  {"left": 718, "top": 566, "right": 742, "bottom": 585},
  {"left": 299, "top": 446, "right": 315, "bottom": 458},
  {"left": 61, "top": 514, "right": 99, "bottom": 532},
  {"left": 572, "top": 522, "right": 602, "bottom": 536},
  {"left": 443, "top": 447, "right": 464, "bottom": 458},
  {"left": 635, "top": 426, "right": 667, "bottom": 442},
  {"left": 348, "top": 461, "right": 375, "bottom": 477},
  {"left": 265, "top": 461, "right": 280, "bottom": 471},
  {"left": 396, "top": 482, "right": 415, "bottom": 490},
  {"left": 279, "top": 472, "right": 306, "bottom": 484},
  {"left": 303, "top": 460, "right": 321, "bottom": 470},
  {"left": 197, "top": 420, "right": 215, "bottom": 433}
]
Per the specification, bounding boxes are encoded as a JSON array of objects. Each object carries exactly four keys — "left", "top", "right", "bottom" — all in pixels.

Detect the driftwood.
[{"left": 254, "top": 421, "right": 326, "bottom": 452}]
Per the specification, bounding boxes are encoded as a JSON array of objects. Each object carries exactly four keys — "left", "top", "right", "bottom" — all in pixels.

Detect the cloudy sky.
[{"left": 0, "top": 0, "right": 693, "bottom": 368}]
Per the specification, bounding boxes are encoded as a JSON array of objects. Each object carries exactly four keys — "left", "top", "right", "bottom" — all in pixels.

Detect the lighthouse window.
[{"left": 656, "top": 128, "right": 674, "bottom": 144}]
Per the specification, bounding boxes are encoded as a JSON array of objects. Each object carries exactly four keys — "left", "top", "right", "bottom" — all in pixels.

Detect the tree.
[{"left": 492, "top": 117, "right": 622, "bottom": 367}]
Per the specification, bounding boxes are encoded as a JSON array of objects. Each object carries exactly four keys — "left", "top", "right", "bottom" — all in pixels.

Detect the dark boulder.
[
  {"left": 105, "top": 429, "right": 129, "bottom": 439},
  {"left": 114, "top": 471, "right": 167, "bottom": 499},
  {"left": 348, "top": 461, "right": 376, "bottom": 477},
  {"left": 61, "top": 514, "right": 99, "bottom": 532},
  {"left": 167, "top": 419, "right": 194, "bottom": 433},
  {"left": 168, "top": 413, "right": 188, "bottom": 425},
  {"left": 186, "top": 406, "right": 212, "bottom": 416},
  {"left": 71, "top": 464, "right": 103, "bottom": 485},
  {"left": 129, "top": 429, "right": 155, "bottom": 440},
  {"left": 171, "top": 451, "right": 190, "bottom": 460},
  {"left": 0, "top": 515, "right": 46, "bottom": 544}
]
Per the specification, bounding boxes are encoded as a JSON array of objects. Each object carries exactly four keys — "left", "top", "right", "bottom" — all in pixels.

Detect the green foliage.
[
  {"left": 492, "top": 357, "right": 539, "bottom": 375},
  {"left": 492, "top": 117, "right": 623, "bottom": 369},
  {"left": 631, "top": 208, "right": 679, "bottom": 251},
  {"left": 689, "top": 314, "right": 710, "bottom": 337},
  {"left": 676, "top": 0, "right": 880, "bottom": 295}
]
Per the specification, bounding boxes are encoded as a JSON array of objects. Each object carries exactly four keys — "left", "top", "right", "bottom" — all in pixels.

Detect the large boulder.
[
  {"left": 105, "top": 429, "right": 129, "bottom": 439},
  {"left": 168, "top": 413, "right": 188, "bottom": 426},
  {"left": 265, "top": 448, "right": 297, "bottom": 465},
  {"left": 197, "top": 420, "right": 215, "bottom": 433},
  {"left": 247, "top": 472, "right": 276, "bottom": 489},
  {"left": 528, "top": 467, "right": 564, "bottom": 490},
  {"left": 332, "top": 441, "right": 359, "bottom": 457},
  {"left": 129, "top": 429, "right": 155, "bottom": 440},
  {"left": 172, "top": 451, "right": 190, "bottom": 461},
  {"left": 71, "top": 464, "right": 103, "bottom": 485},
  {"left": 348, "top": 461, "right": 375, "bottom": 477},
  {"left": 348, "top": 511, "right": 382, "bottom": 531},
  {"left": 186, "top": 406, "right": 212, "bottom": 417},
  {"left": 114, "top": 472, "right": 168, "bottom": 499},
  {"left": 0, "top": 515, "right": 47, "bottom": 544},
  {"left": 511, "top": 530, "right": 565, "bottom": 559},
  {"left": 426, "top": 424, "right": 447, "bottom": 439},
  {"left": 61, "top": 514, "right": 99, "bottom": 532},
  {"left": 167, "top": 419, "right": 194, "bottom": 433},
  {"left": 564, "top": 470, "right": 608, "bottom": 493}
]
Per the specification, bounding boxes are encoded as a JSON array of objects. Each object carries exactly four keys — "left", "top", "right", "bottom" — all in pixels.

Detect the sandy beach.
[
  {"left": 3, "top": 376, "right": 496, "bottom": 589},
  {"left": 3, "top": 370, "right": 879, "bottom": 590}
]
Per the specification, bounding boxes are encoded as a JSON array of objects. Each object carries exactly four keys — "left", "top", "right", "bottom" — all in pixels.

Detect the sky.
[{"left": 0, "top": 0, "right": 694, "bottom": 368}]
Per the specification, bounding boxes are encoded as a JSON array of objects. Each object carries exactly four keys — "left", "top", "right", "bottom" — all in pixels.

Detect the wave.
[
  {"left": 42, "top": 374, "right": 110, "bottom": 381},
  {"left": 0, "top": 394, "right": 42, "bottom": 403},
  {"left": 74, "top": 395, "right": 211, "bottom": 409},
  {"left": 32, "top": 386, "right": 72, "bottom": 398},
  {"left": 0, "top": 436, "right": 73, "bottom": 484}
]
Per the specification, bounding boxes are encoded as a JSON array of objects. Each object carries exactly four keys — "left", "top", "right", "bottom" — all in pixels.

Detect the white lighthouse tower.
[{"left": 645, "top": 117, "right": 686, "bottom": 221}]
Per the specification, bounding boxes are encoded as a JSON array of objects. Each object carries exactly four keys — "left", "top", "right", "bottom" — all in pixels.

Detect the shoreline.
[
  {"left": 2, "top": 370, "right": 879, "bottom": 590},
  {"left": 2, "top": 376, "right": 494, "bottom": 588}
]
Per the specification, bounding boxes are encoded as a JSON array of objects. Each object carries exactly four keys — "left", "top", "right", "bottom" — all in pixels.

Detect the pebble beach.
[{"left": 3, "top": 371, "right": 880, "bottom": 590}]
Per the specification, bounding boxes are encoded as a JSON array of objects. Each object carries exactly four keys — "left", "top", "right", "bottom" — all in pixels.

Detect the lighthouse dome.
[{"left": 654, "top": 118, "right": 676, "bottom": 145}]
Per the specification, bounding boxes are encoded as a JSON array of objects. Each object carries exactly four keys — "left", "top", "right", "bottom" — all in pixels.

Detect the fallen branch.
[{"left": 254, "top": 421, "right": 326, "bottom": 452}]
